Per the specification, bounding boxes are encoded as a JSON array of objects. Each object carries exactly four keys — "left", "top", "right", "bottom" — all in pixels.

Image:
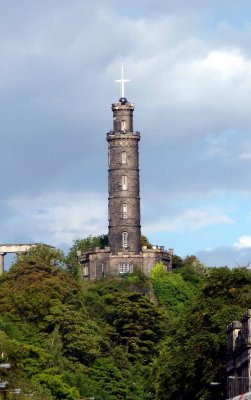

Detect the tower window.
[
  {"left": 122, "top": 175, "right": 127, "bottom": 190},
  {"left": 122, "top": 203, "right": 127, "bottom": 219},
  {"left": 119, "top": 262, "right": 133, "bottom": 274},
  {"left": 108, "top": 150, "right": 110, "bottom": 166},
  {"left": 122, "top": 151, "right": 127, "bottom": 164},
  {"left": 121, "top": 120, "right": 126, "bottom": 131},
  {"left": 122, "top": 232, "right": 128, "bottom": 248}
]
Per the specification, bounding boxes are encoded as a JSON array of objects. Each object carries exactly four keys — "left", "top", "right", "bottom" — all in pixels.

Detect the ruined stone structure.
[
  {"left": 78, "top": 68, "right": 172, "bottom": 279},
  {"left": 0, "top": 244, "right": 37, "bottom": 274},
  {"left": 227, "top": 310, "right": 251, "bottom": 398},
  {"left": 0, "top": 243, "right": 55, "bottom": 275}
]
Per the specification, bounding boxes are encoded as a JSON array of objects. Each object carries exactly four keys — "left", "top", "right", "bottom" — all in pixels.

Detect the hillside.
[{"left": 0, "top": 244, "right": 250, "bottom": 399}]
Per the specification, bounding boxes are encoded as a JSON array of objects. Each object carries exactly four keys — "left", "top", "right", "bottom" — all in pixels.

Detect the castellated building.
[
  {"left": 227, "top": 310, "right": 251, "bottom": 398},
  {"left": 78, "top": 92, "right": 172, "bottom": 280}
]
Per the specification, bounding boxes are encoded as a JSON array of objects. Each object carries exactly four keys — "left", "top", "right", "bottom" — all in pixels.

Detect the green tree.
[
  {"left": 118, "top": 266, "right": 152, "bottom": 295},
  {"left": 151, "top": 262, "right": 198, "bottom": 315},
  {"left": 66, "top": 235, "right": 109, "bottom": 279},
  {"left": 89, "top": 357, "right": 143, "bottom": 400},
  {"left": 0, "top": 330, "right": 55, "bottom": 399},
  {"left": 183, "top": 254, "right": 209, "bottom": 278},
  {"left": 68, "top": 235, "right": 108, "bottom": 255},
  {"left": 0, "top": 244, "right": 105, "bottom": 398},
  {"left": 171, "top": 254, "right": 183, "bottom": 269},
  {"left": 34, "top": 373, "right": 80, "bottom": 400},
  {"left": 0, "top": 245, "right": 81, "bottom": 324},
  {"left": 102, "top": 291, "right": 165, "bottom": 363},
  {"left": 153, "top": 267, "right": 251, "bottom": 400},
  {"left": 44, "top": 304, "right": 104, "bottom": 365},
  {"left": 141, "top": 235, "right": 152, "bottom": 248}
]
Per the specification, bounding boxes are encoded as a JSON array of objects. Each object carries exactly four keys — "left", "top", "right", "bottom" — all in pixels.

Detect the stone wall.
[
  {"left": 79, "top": 247, "right": 172, "bottom": 280},
  {"left": 227, "top": 310, "right": 251, "bottom": 398}
]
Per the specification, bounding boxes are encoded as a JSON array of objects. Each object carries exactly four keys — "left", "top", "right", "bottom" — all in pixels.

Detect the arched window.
[
  {"left": 122, "top": 151, "right": 127, "bottom": 164},
  {"left": 121, "top": 120, "right": 126, "bottom": 131},
  {"left": 108, "top": 150, "right": 110, "bottom": 166},
  {"left": 122, "top": 176, "right": 127, "bottom": 190},
  {"left": 122, "top": 203, "right": 127, "bottom": 219},
  {"left": 122, "top": 232, "right": 128, "bottom": 248}
]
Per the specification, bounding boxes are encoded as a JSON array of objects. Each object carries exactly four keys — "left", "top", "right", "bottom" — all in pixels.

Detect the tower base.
[{"left": 77, "top": 246, "right": 172, "bottom": 280}]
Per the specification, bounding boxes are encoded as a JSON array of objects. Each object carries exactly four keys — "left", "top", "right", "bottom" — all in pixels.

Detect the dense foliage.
[
  {"left": 0, "top": 243, "right": 251, "bottom": 399},
  {"left": 151, "top": 266, "right": 251, "bottom": 399}
]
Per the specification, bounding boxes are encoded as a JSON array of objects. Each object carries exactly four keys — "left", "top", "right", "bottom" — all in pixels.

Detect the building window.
[
  {"left": 119, "top": 262, "right": 133, "bottom": 274},
  {"left": 108, "top": 150, "right": 110, "bottom": 166},
  {"left": 122, "top": 175, "right": 127, "bottom": 190},
  {"left": 122, "top": 231, "right": 128, "bottom": 248},
  {"left": 122, "top": 203, "right": 127, "bottom": 219},
  {"left": 122, "top": 151, "right": 127, "bottom": 164},
  {"left": 121, "top": 120, "right": 126, "bottom": 131}
]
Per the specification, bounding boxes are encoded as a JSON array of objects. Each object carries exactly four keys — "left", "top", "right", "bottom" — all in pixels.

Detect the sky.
[{"left": 1, "top": 0, "right": 251, "bottom": 267}]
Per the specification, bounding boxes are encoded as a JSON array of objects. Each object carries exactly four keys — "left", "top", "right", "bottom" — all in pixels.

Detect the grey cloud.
[
  {"left": 0, "top": 0, "right": 250, "bottom": 265},
  {"left": 197, "top": 246, "right": 251, "bottom": 268}
]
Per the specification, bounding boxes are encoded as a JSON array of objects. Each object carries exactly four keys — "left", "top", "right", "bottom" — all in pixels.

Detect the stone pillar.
[{"left": 0, "top": 253, "right": 6, "bottom": 275}]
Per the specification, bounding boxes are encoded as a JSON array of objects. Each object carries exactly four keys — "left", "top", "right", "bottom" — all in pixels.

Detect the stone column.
[
  {"left": 0, "top": 253, "right": 6, "bottom": 275},
  {"left": 107, "top": 98, "right": 141, "bottom": 254}
]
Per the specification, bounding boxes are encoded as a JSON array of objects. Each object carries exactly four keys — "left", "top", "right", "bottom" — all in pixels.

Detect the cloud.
[
  {"left": 239, "top": 151, "right": 251, "bottom": 160},
  {"left": 197, "top": 236, "right": 251, "bottom": 267},
  {"left": 144, "top": 206, "right": 233, "bottom": 233},
  {"left": 234, "top": 236, "right": 251, "bottom": 249},
  {"left": 200, "top": 50, "right": 246, "bottom": 78},
  {"left": 0, "top": 0, "right": 251, "bottom": 267},
  {"left": 197, "top": 245, "right": 251, "bottom": 267},
  {"left": 3, "top": 191, "right": 107, "bottom": 248}
]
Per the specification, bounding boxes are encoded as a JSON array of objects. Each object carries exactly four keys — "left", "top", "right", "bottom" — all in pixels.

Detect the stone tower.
[
  {"left": 77, "top": 67, "right": 172, "bottom": 279},
  {"left": 107, "top": 96, "right": 141, "bottom": 254}
]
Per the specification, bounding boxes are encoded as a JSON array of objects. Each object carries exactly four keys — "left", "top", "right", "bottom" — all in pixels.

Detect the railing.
[{"left": 227, "top": 376, "right": 250, "bottom": 398}]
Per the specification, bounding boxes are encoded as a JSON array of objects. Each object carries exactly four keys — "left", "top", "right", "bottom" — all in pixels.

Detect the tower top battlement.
[{"left": 112, "top": 101, "right": 135, "bottom": 111}]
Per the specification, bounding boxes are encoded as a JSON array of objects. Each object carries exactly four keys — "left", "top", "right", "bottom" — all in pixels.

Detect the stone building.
[
  {"left": 227, "top": 310, "right": 251, "bottom": 398},
  {"left": 78, "top": 71, "right": 172, "bottom": 279}
]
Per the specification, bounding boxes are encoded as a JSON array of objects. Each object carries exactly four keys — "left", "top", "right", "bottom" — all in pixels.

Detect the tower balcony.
[{"left": 106, "top": 131, "right": 140, "bottom": 139}]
